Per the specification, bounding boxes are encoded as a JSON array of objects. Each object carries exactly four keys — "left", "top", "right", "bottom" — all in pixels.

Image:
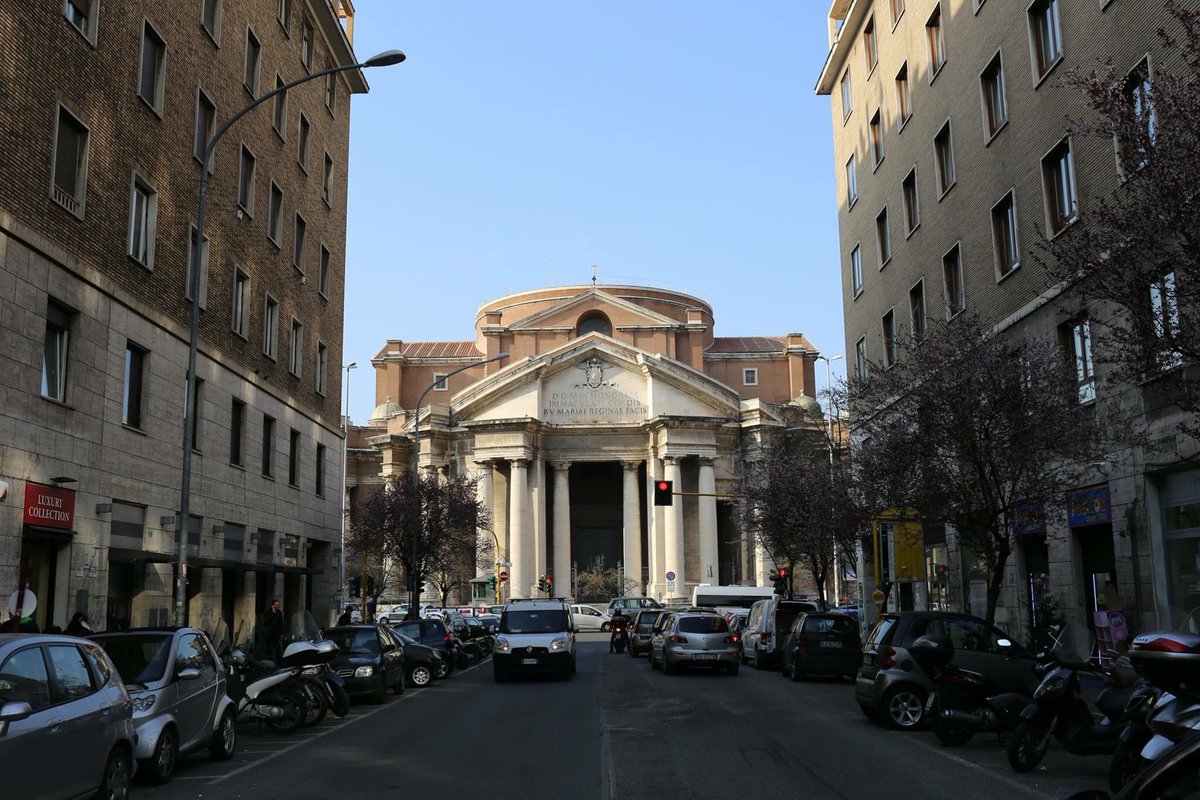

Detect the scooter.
[
  {"left": 225, "top": 647, "right": 307, "bottom": 735},
  {"left": 610, "top": 622, "right": 629, "bottom": 655}
]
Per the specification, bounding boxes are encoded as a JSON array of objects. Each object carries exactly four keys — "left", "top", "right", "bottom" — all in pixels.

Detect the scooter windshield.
[{"left": 288, "top": 610, "right": 324, "bottom": 643}]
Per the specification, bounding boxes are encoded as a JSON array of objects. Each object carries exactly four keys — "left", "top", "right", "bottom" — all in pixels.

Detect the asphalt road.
[{"left": 139, "top": 633, "right": 1110, "bottom": 800}]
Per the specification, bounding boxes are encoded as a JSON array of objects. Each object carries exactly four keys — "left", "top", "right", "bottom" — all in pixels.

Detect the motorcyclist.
[{"left": 609, "top": 611, "right": 630, "bottom": 653}]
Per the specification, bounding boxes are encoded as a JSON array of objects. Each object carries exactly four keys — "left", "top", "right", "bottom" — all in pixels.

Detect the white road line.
[
  {"left": 600, "top": 725, "right": 615, "bottom": 800},
  {"left": 914, "top": 739, "right": 1054, "bottom": 799}
]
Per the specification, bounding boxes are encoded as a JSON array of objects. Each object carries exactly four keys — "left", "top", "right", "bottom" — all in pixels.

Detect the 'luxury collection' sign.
[{"left": 23, "top": 482, "right": 76, "bottom": 530}]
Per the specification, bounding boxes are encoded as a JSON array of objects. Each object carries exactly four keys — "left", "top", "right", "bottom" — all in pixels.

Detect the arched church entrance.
[{"left": 566, "top": 462, "right": 622, "bottom": 579}]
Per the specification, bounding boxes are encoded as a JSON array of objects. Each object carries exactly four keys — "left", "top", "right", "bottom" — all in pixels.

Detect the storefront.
[
  {"left": 1068, "top": 485, "right": 1117, "bottom": 640},
  {"left": 1157, "top": 470, "right": 1200, "bottom": 626},
  {"left": 18, "top": 481, "right": 77, "bottom": 630}
]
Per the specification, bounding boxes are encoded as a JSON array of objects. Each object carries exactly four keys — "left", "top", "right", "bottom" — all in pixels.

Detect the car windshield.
[
  {"left": 501, "top": 610, "right": 568, "bottom": 634},
  {"left": 94, "top": 633, "right": 174, "bottom": 685},
  {"left": 866, "top": 618, "right": 896, "bottom": 645},
  {"left": 678, "top": 616, "right": 728, "bottom": 634},
  {"left": 805, "top": 615, "right": 856, "bottom": 635},
  {"left": 327, "top": 628, "right": 380, "bottom": 655}
]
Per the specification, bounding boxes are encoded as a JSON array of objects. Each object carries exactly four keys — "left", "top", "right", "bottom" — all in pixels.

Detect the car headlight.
[
  {"left": 354, "top": 666, "right": 375, "bottom": 678},
  {"left": 130, "top": 694, "right": 157, "bottom": 713},
  {"left": 550, "top": 637, "right": 570, "bottom": 652},
  {"left": 495, "top": 637, "right": 512, "bottom": 654}
]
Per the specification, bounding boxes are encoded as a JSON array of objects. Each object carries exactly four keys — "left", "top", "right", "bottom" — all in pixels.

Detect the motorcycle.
[
  {"left": 610, "top": 621, "right": 629, "bottom": 655},
  {"left": 1007, "top": 624, "right": 1140, "bottom": 773},
  {"left": 282, "top": 612, "right": 351, "bottom": 726},
  {"left": 911, "top": 634, "right": 1035, "bottom": 747},
  {"left": 224, "top": 646, "right": 307, "bottom": 734}
]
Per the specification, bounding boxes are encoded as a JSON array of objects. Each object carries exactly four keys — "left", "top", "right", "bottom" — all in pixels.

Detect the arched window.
[{"left": 577, "top": 311, "right": 612, "bottom": 338}]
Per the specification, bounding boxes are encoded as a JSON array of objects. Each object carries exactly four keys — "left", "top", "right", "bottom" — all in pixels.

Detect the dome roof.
[
  {"left": 790, "top": 395, "right": 823, "bottom": 416},
  {"left": 368, "top": 397, "right": 402, "bottom": 424}
]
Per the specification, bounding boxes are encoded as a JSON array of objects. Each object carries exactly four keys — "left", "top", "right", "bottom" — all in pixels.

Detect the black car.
[
  {"left": 781, "top": 612, "right": 862, "bottom": 682},
  {"left": 392, "top": 632, "right": 443, "bottom": 688},
  {"left": 393, "top": 619, "right": 459, "bottom": 673},
  {"left": 326, "top": 625, "right": 405, "bottom": 703},
  {"left": 629, "top": 609, "right": 665, "bottom": 658}
]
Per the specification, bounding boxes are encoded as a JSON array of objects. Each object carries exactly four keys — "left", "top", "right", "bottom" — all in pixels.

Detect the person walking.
[
  {"left": 0, "top": 612, "right": 39, "bottom": 633},
  {"left": 65, "top": 612, "right": 92, "bottom": 636},
  {"left": 264, "top": 599, "right": 285, "bottom": 662}
]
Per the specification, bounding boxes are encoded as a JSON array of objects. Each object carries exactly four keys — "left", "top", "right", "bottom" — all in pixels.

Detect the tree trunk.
[{"left": 984, "top": 538, "right": 1011, "bottom": 626}]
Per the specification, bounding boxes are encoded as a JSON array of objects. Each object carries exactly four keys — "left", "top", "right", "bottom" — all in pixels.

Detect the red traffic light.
[
  {"left": 653, "top": 480, "right": 674, "bottom": 506},
  {"left": 778, "top": 568, "right": 788, "bottom": 579},
  {"left": 656, "top": 481, "right": 669, "bottom": 491},
  {"left": 546, "top": 576, "right": 553, "bottom": 586}
]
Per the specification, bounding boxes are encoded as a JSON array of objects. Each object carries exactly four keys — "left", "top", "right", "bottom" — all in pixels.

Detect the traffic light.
[
  {"left": 537, "top": 575, "right": 547, "bottom": 593},
  {"left": 653, "top": 480, "right": 674, "bottom": 506},
  {"left": 349, "top": 575, "right": 361, "bottom": 597},
  {"left": 546, "top": 576, "right": 553, "bottom": 593},
  {"left": 770, "top": 568, "right": 788, "bottom": 595},
  {"left": 487, "top": 575, "right": 496, "bottom": 592}
]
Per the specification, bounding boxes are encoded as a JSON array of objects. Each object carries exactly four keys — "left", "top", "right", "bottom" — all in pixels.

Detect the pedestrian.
[
  {"left": 337, "top": 607, "right": 353, "bottom": 626},
  {"left": 0, "top": 612, "right": 39, "bottom": 634},
  {"left": 264, "top": 599, "right": 284, "bottom": 662},
  {"left": 366, "top": 596, "right": 377, "bottom": 623},
  {"left": 65, "top": 612, "right": 92, "bottom": 636}
]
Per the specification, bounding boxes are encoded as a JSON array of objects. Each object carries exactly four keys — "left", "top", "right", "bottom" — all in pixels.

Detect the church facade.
[{"left": 347, "top": 285, "right": 823, "bottom": 603}]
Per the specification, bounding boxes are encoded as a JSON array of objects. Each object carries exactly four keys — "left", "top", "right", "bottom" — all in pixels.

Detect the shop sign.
[
  {"left": 1014, "top": 502, "right": 1047, "bottom": 536},
  {"left": 1068, "top": 485, "right": 1111, "bottom": 527},
  {"left": 23, "top": 482, "right": 75, "bottom": 530}
]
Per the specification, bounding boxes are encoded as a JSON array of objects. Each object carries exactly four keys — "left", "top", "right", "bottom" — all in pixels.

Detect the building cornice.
[{"left": 815, "top": 0, "right": 867, "bottom": 95}]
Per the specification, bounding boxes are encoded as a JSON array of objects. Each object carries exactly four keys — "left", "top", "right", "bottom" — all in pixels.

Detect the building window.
[
  {"left": 201, "top": 0, "right": 221, "bottom": 42},
  {"left": 890, "top": 0, "right": 905, "bottom": 27},
  {"left": 316, "top": 342, "right": 328, "bottom": 395},
  {"left": 185, "top": 225, "right": 210, "bottom": 310},
  {"left": 870, "top": 110, "right": 884, "bottom": 167},
  {"left": 902, "top": 167, "right": 920, "bottom": 234},
  {"left": 934, "top": 122, "right": 956, "bottom": 196},
  {"left": 322, "top": 153, "right": 333, "bottom": 205},
  {"left": 122, "top": 341, "right": 147, "bottom": 429},
  {"left": 991, "top": 191, "right": 1020, "bottom": 278},
  {"left": 1029, "top": 0, "right": 1063, "bottom": 81},
  {"left": 230, "top": 398, "right": 245, "bottom": 467},
  {"left": 427, "top": 373, "right": 447, "bottom": 392},
  {"left": 52, "top": 104, "right": 89, "bottom": 216},
  {"left": 288, "top": 429, "right": 301, "bottom": 486},
  {"left": 64, "top": 0, "right": 96, "bottom": 41},
  {"left": 864, "top": 17, "right": 878, "bottom": 74},
  {"left": 926, "top": 5, "right": 946, "bottom": 80},
  {"left": 272, "top": 74, "right": 287, "bottom": 137},
  {"left": 263, "top": 293, "right": 279, "bottom": 358},
  {"left": 896, "top": 62, "right": 912, "bottom": 126},
  {"left": 289, "top": 318, "right": 303, "bottom": 377},
  {"left": 855, "top": 337, "right": 868, "bottom": 380},
  {"left": 315, "top": 443, "right": 326, "bottom": 496},
  {"left": 1063, "top": 318, "right": 1096, "bottom": 403},
  {"left": 293, "top": 213, "right": 306, "bottom": 271},
  {"left": 42, "top": 300, "right": 72, "bottom": 402},
  {"left": 1149, "top": 270, "right": 1181, "bottom": 370},
  {"left": 876, "top": 207, "right": 891, "bottom": 267},
  {"left": 278, "top": 0, "right": 291, "bottom": 32},
  {"left": 851, "top": 244, "right": 863, "bottom": 296},
  {"left": 138, "top": 22, "right": 166, "bottom": 113},
  {"left": 846, "top": 154, "right": 858, "bottom": 207},
  {"left": 268, "top": 182, "right": 282, "bottom": 243},
  {"left": 238, "top": 145, "right": 256, "bottom": 214},
  {"left": 262, "top": 414, "right": 275, "bottom": 478},
  {"left": 194, "top": 90, "right": 216, "bottom": 167},
  {"left": 743, "top": 368, "right": 759, "bottom": 387},
  {"left": 188, "top": 378, "right": 204, "bottom": 451},
  {"left": 319, "top": 246, "right": 330, "bottom": 297},
  {"left": 840, "top": 71, "right": 853, "bottom": 121},
  {"left": 300, "top": 18, "right": 313, "bottom": 71},
  {"left": 882, "top": 310, "right": 897, "bottom": 368},
  {"left": 244, "top": 29, "right": 261, "bottom": 94},
  {"left": 127, "top": 174, "right": 157, "bottom": 268},
  {"left": 981, "top": 53, "right": 1008, "bottom": 138},
  {"left": 231, "top": 267, "right": 249, "bottom": 337},
  {"left": 1119, "top": 59, "right": 1155, "bottom": 172},
  {"left": 1042, "top": 138, "right": 1078, "bottom": 234},
  {"left": 909, "top": 280, "right": 926, "bottom": 340},
  {"left": 297, "top": 113, "right": 310, "bottom": 170},
  {"left": 943, "top": 244, "right": 965, "bottom": 317},
  {"left": 325, "top": 64, "right": 337, "bottom": 113}
]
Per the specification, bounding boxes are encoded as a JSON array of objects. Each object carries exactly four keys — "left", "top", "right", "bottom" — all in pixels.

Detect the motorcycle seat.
[{"left": 1097, "top": 687, "right": 1133, "bottom": 718}]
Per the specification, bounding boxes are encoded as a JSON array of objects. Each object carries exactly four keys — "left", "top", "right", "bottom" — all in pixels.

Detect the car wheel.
[
  {"left": 881, "top": 685, "right": 926, "bottom": 730},
  {"left": 99, "top": 747, "right": 133, "bottom": 800},
  {"left": 141, "top": 725, "right": 177, "bottom": 784},
  {"left": 208, "top": 709, "right": 237, "bottom": 761},
  {"left": 601, "top": 622, "right": 612, "bottom": 632},
  {"left": 409, "top": 663, "right": 433, "bottom": 687}
]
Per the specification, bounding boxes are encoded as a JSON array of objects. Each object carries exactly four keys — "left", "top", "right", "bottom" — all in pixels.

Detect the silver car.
[
  {"left": 92, "top": 627, "right": 237, "bottom": 784},
  {"left": 0, "top": 633, "right": 136, "bottom": 800},
  {"left": 649, "top": 611, "right": 741, "bottom": 675}
]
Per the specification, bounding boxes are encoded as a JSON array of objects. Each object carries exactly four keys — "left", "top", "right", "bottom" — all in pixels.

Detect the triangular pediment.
[{"left": 507, "top": 287, "right": 681, "bottom": 331}]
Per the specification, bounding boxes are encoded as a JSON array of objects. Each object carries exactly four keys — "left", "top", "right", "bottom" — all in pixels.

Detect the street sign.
[
  {"left": 666, "top": 580, "right": 676, "bottom": 593},
  {"left": 499, "top": 570, "right": 509, "bottom": 582},
  {"left": 871, "top": 589, "right": 886, "bottom": 603},
  {"left": 665, "top": 571, "right": 676, "bottom": 581}
]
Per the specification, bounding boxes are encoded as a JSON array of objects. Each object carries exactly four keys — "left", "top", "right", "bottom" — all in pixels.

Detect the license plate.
[
  {"left": 819, "top": 641, "right": 842, "bottom": 648},
  {"left": 694, "top": 653, "right": 718, "bottom": 660},
  {"left": 925, "top": 692, "right": 937, "bottom": 712},
  {"left": 521, "top": 658, "right": 538, "bottom": 665}
]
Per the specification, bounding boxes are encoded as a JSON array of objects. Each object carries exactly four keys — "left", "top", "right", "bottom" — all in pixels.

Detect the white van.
[{"left": 691, "top": 585, "right": 776, "bottom": 615}]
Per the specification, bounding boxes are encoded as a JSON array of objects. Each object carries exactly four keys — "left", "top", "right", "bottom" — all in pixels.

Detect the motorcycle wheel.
[
  {"left": 1109, "top": 738, "right": 1148, "bottom": 792},
  {"left": 461, "top": 643, "right": 483, "bottom": 666},
  {"left": 434, "top": 654, "right": 453, "bottom": 679},
  {"left": 329, "top": 683, "right": 351, "bottom": 718},
  {"left": 265, "top": 690, "right": 306, "bottom": 735},
  {"left": 933, "top": 711, "right": 977, "bottom": 747},
  {"left": 302, "top": 682, "right": 328, "bottom": 727},
  {"left": 1006, "top": 719, "right": 1049, "bottom": 773}
]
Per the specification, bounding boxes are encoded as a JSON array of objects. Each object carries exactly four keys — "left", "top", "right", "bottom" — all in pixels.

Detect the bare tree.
[
  {"left": 1039, "top": 2, "right": 1200, "bottom": 422},
  {"left": 852, "top": 314, "right": 1104, "bottom": 624},
  {"left": 348, "top": 473, "right": 489, "bottom": 620},
  {"left": 574, "top": 556, "right": 638, "bottom": 604}
]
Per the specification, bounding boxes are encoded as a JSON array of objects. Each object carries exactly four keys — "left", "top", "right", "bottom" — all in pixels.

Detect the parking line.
[{"left": 914, "top": 739, "right": 1052, "bottom": 799}]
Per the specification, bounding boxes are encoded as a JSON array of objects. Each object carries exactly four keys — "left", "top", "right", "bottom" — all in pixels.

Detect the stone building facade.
[
  {"left": 816, "top": 0, "right": 1197, "bottom": 641},
  {"left": 0, "top": 1, "right": 366, "bottom": 634},
  {"left": 347, "top": 285, "right": 824, "bottom": 604}
]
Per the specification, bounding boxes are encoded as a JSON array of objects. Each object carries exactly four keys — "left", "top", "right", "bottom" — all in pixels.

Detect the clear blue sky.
[{"left": 343, "top": 2, "right": 842, "bottom": 423}]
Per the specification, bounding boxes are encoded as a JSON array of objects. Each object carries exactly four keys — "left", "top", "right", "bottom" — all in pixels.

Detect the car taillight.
[
  {"left": 444, "top": 634, "right": 452, "bottom": 643},
  {"left": 725, "top": 634, "right": 740, "bottom": 644},
  {"left": 760, "top": 632, "right": 770, "bottom": 642},
  {"left": 669, "top": 635, "right": 689, "bottom": 644},
  {"left": 1136, "top": 638, "right": 1192, "bottom": 653},
  {"left": 879, "top": 645, "right": 897, "bottom": 669}
]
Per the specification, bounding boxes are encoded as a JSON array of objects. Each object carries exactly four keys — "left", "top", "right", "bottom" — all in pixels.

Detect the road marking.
[
  {"left": 600, "top": 725, "right": 615, "bottom": 800},
  {"left": 913, "top": 739, "right": 1053, "bottom": 799}
]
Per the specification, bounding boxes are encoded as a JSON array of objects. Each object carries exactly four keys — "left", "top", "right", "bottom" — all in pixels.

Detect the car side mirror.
[
  {"left": 177, "top": 667, "right": 202, "bottom": 681},
  {"left": 997, "top": 638, "right": 1012, "bottom": 649},
  {"left": 0, "top": 701, "right": 33, "bottom": 738}
]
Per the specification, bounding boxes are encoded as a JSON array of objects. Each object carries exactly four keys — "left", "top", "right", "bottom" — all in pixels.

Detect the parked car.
[
  {"left": 390, "top": 632, "right": 444, "bottom": 688},
  {"left": 326, "top": 625, "right": 406, "bottom": 703},
  {"left": 606, "top": 597, "right": 662, "bottom": 617},
  {"left": 742, "top": 597, "right": 819, "bottom": 669},
  {"left": 629, "top": 609, "right": 665, "bottom": 658},
  {"left": 484, "top": 605, "right": 507, "bottom": 616},
  {"left": 0, "top": 633, "right": 137, "bottom": 800},
  {"left": 780, "top": 612, "right": 862, "bottom": 682},
  {"left": 571, "top": 604, "right": 614, "bottom": 631},
  {"left": 649, "top": 611, "right": 740, "bottom": 675},
  {"left": 855, "top": 611, "right": 1037, "bottom": 730},
  {"left": 476, "top": 614, "right": 500, "bottom": 634},
  {"left": 376, "top": 605, "right": 410, "bottom": 625},
  {"left": 391, "top": 618, "right": 460, "bottom": 676},
  {"left": 91, "top": 627, "right": 237, "bottom": 784}
]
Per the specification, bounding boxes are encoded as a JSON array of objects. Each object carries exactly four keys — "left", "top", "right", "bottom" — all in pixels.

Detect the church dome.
[{"left": 368, "top": 396, "right": 402, "bottom": 424}]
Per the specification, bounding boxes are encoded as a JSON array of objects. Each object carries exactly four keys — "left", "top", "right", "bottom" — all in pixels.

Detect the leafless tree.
[{"left": 574, "top": 556, "right": 638, "bottom": 604}]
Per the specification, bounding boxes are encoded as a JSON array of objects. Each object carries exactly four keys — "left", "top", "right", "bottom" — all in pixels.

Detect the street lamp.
[
  {"left": 174, "top": 50, "right": 406, "bottom": 627},
  {"left": 338, "top": 362, "right": 357, "bottom": 623},
  {"left": 816, "top": 353, "right": 844, "bottom": 604},
  {"left": 408, "top": 353, "right": 508, "bottom": 617}
]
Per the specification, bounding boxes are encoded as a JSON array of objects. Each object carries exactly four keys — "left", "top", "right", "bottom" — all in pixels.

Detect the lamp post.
[
  {"left": 174, "top": 50, "right": 406, "bottom": 627},
  {"left": 408, "top": 353, "right": 508, "bottom": 618},
  {"left": 816, "top": 353, "right": 844, "bottom": 604},
  {"left": 338, "top": 361, "right": 357, "bottom": 624}
]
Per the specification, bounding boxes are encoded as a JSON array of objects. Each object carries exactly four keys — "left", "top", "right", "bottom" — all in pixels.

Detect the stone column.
[
  {"left": 551, "top": 462, "right": 572, "bottom": 599},
  {"left": 698, "top": 458, "right": 719, "bottom": 585},
  {"left": 509, "top": 459, "right": 530, "bottom": 598},
  {"left": 622, "top": 460, "right": 643, "bottom": 594},
  {"left": 533, "top": 457, "right": 546, "bottom": 586},
  {"left": 648, "top": 456, "right": 665, "bottom": 599},
  {"left": 474, "top": 460, "right": 494, "bottom": 578},
  {"left": 663, "top": 456, "right": 685, "bottom": 601}
]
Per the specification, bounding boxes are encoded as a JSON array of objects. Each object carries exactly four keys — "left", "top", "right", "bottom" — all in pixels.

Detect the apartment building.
[
  {"left": 816, "top": 0, "right": 1196, "bottom": 639},
  {"left": 0, "top": 0, "right": 368, "bottom": 635}
]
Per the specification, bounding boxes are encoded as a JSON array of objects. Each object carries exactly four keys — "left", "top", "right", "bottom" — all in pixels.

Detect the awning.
[
  {"left": 22, "top": 524, "right": 76, "bottom": 543},
  {"left": 108, "top": 547, "right": 174, "bottom": 564}
]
